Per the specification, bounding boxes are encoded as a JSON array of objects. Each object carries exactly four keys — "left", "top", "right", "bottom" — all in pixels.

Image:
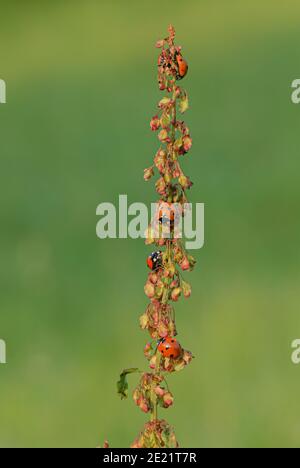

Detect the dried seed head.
[
  {"left": 183, "top": 135, "right": 192, "bottom": 152},
  {"left": 144, "top": 166, "right": 154, "bottom": 181},
  {"left": 179, "top": 256, "right": 190, "bottom": 271},
  {"left": 144, "top": 282, "right": 155, "bottom": 298},
  {"left": 162, "top": 392, "right": 174, "bottom": 408},
  {"left": 131, "top": 420, "right": 178, "bottom": 449},
  {"left": 182, "top": 280, "right": 192, "bottom": 298},
  {"left": 171, "top": 287, "right": 182, "bottom": 302}
]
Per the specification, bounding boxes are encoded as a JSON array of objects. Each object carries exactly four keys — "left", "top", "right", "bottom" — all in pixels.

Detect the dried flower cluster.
[
  {"left": 131, "top": 419, "right": 178, "bottom": 449},
  {"left": 116, "top": 25, "right": 196, "bottom": 449}
]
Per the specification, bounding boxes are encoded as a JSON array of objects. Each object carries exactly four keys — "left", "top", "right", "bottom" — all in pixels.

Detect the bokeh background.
[{"left": 0, "top": 0, "right": 300, "bottom": 448}]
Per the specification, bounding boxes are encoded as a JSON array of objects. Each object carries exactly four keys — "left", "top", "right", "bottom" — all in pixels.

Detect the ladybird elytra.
[
  {"left": 176, "top": 53, "right": 188, "bottom": 79},
  {"left": 158, "top": 337, "right": 182, "bottom": 359}
]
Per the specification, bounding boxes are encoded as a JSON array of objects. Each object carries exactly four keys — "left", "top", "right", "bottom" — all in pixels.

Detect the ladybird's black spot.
[
  {"left": 171, "top": 339, "right": 175, "bottom": 343},
  {"left": 170, "top": 354, "right": 174, "bottom": 358}
]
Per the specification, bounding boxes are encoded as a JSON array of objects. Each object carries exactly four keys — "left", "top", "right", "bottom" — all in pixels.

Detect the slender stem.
[
  {"left": 150, "top": 349, "right": 162, "bottom": 422},
  {"left": 150, "top": 84, "right": 177, "bottom": 425},
  {"left": 171, "top": 85, "right": 177, "bottom": 165},
  {"left": 162, "top": 375, "right": 170, "bottom": 392},
  {"left": 154, "top": 352, "right": 162, "bottom": 421}
]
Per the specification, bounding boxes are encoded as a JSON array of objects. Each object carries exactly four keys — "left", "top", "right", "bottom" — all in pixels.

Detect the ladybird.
[
  {"left": 176, "top": 54, "right": 188, "bottom": 80},
  {"left": 158, "top": 202, "right": 175, "bottom": 227},
  {"left": 147, "top": 250, "right": 162, "bottom": 271},
  {"left": 158, "top": 337, "right": 182, "bottom": 359}
]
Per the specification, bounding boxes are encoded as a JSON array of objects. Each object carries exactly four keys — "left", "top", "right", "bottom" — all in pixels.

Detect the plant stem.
[
  {"left": 150, "top": 350, "right": 161, "bottom": 422},
  {"left": 150, "top": 84, "right": 177, "bottom": 425},
  {"left": 171, "top": 85, "right": 177, "bottom": 163}
]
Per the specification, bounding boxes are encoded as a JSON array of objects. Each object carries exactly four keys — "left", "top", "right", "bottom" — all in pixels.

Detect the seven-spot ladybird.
[
  {"left": 176, "top": 54, "right": 188, "bottom": 80},
  {"left": 147, "top": 250, "right": 163, "bottom": 271},
  {"left": 158, "top": 337, "right": 182, "bottom": 359},
  {"left": 158, "top": 202, "right": 175, "bottom": 227}
]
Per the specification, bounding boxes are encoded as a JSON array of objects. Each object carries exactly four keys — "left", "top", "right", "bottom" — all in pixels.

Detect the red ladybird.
[
  {"left": 147, "top": 251, "right": 162, "bottom": 271},
  {"left": 158, "top": 337, "right": 182, "bottom": 359},
  {"left": 176, "top": 54, "right": 188, "bottom": 80},
  {"left": 158, "top": 202, "right": 175, "bottom": 227}
]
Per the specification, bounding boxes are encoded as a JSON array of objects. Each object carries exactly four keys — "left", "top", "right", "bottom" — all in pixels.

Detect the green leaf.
[
  {"left": 117, "top": 368, "right": 139, "bottom": 400},
  {"left": 179, "top": 91, "right": 189, "bottom": 114}
]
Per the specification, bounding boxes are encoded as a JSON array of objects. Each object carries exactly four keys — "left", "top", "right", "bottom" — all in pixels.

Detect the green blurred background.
[{"left": 0, "top": 0, "right": 300, "bottom": 448}]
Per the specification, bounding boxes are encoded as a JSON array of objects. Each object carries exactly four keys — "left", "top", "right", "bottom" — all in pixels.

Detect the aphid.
[
  {"left": 147, "top": 250, "right": 163, "bottom": 271},
  {"left": 176, "top": 53, "right": 188, "bottom": 80},
  {"left": 158, "top": 337, "right": 182, "bottom": 359}
]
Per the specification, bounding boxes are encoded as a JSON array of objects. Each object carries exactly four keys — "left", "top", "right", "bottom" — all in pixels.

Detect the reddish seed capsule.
[{"left": 158, "top": 337, "right": 182, "bottom": 359}]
